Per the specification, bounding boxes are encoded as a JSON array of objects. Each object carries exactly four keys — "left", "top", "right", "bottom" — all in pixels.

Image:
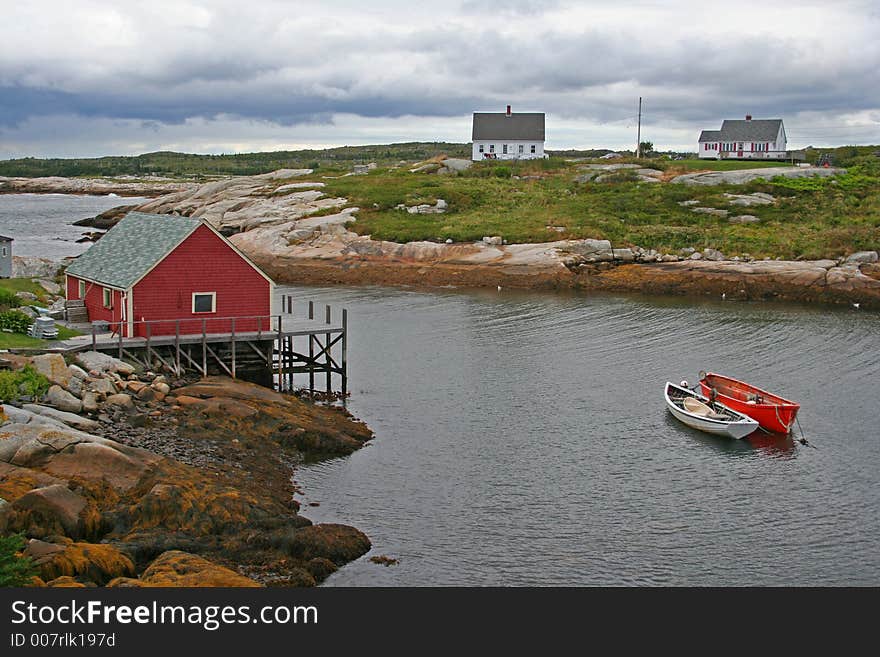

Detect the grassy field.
[
  {"left": 0, "top": 278, "right": 79, "bottom": 349},
  {"left": 320, "top": 150, "right": 880, "bottom": 259},
  {"left": 0, "top": 325, "right": 80, "bottom": 349}
]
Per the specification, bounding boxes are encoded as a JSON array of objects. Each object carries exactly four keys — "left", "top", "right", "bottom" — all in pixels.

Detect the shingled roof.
[
  {"left": 65, "top": 212, "right": 202, "bottom": 289},
  {"left": 472, "top": 112, "right": 545, "bottom": 141},
  {"left": 719, "top": 119, "right": 784, "bottom": 142},
  {"left": 698, "top": 130, "right": 722, "bottom": 142}
]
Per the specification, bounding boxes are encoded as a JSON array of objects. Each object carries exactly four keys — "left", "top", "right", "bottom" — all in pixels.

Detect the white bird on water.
[
  {"left": 497, "top": 285, "right": 502, "bottom": 292},
  {"left": 722, "top": 292, "right": 726, "bottom": 300},
  {"left": 853, "top": 302, "right": 860, "bottom": 309}
]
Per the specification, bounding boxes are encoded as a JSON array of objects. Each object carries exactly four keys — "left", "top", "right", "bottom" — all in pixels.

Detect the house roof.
[
  {"left": 698, "top": 130, "right": 722, "bottom": 142},
  {"left": 64, "top": 212, "right": 202, "bottom": 289},
  {"left": 719, "top": 119, "right": 783, "bottom": 142},
  {"left": 0, "top": 235, "right": 13, "bottom": 242},
  {"left": 472, "top": 112, "right": 545, "bottom": 141}
]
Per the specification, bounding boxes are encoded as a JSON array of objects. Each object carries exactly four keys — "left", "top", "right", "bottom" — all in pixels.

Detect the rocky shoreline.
[
  {"left": 1, "top": 351, "right": 374, "bottom": 587},
  {"left": 9, "top": 170, "right": 880, "bottom": 307}
]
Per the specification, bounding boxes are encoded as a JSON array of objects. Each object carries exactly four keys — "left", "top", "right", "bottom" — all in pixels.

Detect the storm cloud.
[{"left": 1, "top": 0, "right": 878, "bottom": 157}]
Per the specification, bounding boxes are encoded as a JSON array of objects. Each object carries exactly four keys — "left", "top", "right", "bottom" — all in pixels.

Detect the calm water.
[
  {"left": 0, "top": 193, "right": 147, "bottom": 260},
  {"left": 7, "top": 195, "right": 879, "bottom": 585},
  {"left": 280, "top": 285, "right": 880, "bottom": 586}
]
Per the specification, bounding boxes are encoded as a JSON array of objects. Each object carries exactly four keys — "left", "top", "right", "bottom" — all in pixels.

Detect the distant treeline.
[
  {"left": 0, "top": 142, "right": 473, "bottom": 178},
  {"left": 1, "top": 142, "right": 876, "bottom": 179}
]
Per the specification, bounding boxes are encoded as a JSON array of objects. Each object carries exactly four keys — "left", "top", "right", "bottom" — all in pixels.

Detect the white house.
[
  {"left": 471, "top": 106, "right": 545, "bottom": 161},
  {"left": 698, "top": 116, "right": 787, "bottom": 160}
]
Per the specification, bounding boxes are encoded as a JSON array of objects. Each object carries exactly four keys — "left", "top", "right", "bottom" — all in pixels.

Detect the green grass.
[
  {"left": 0, "top": 278, "right": 49, "bottom": 300},
  {"left": 665, "top": 159, "right": 793, "bottom": 171},
  {"left": 0, "top": 325, "right": 81, "bottom": 349},
  {"left": 321, "top": 154, "right": 880, "bottom": 259}
]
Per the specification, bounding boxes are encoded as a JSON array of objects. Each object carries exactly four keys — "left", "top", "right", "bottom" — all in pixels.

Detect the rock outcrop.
[{"left": 671, "top": 166, "right": 845, "bottom": 185}]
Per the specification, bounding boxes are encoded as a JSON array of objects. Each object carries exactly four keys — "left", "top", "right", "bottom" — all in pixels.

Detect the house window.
[
  {"left": 102, "top": 288, "right": 112, "bottom": 309},
  {"left": 192, "top": 292, "right": 216, "bottom": 314},
  {"left": 530, "top": 144, "right": 536, "bottom": 154},
  {"left": 1, "top": 246, "right": 6, "bottom": 257},
  {"left": 489, "top": 144, "right": 495, "bottom": 153},
  {"left": 502, "top": 144, "right": 508, "bottom": 154},
  {"left": 478, "top": 144, "right": 484, "bottom": 153},
  {"left": 518, "top": 144, "right": 524, "bottom": 154},
  {"left": 78, "top": 280, "right": 86, "bottom": 299}
]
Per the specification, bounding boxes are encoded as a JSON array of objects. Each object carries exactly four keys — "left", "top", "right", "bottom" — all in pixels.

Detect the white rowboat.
[{"left": 664, "top": 382, "right": 759, "bottom": 440}]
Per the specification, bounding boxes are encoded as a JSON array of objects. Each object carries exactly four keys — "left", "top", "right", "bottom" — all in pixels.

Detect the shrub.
[
  {"left": 0, "top": 309, "right": 32, "bottom": 334},
  {"left": 0, "top": 289, "right": 20, "bottom": 310},
  {"left": 0, "top": 365, "right": 50, "bottom": 402},
  {"left": 493, "top": 166, "right": 512, "bottom": 179},
  {"left": 0, "top": 533, "right": 38, "bottom": 587}
]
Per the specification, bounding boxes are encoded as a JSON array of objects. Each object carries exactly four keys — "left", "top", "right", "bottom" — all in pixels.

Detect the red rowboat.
[{"left": 698, "top": 372, "right": 800, "bottom": 434}]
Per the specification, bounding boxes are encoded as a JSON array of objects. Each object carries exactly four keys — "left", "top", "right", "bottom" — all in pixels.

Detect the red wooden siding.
[
  {"left": 65, "top": 275, "right": 125, "bottom": 333},
  {"left": 130, "top": 224, "right": 271, "bottom": 337}
]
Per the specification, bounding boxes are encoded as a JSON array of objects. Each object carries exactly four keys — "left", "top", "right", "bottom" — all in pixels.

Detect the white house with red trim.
[
  {"left": 64, "top": 211, "right": 275, "bottom": 337},
  {"left": 698, "top": 116, "right": 787, "bottom": 160}
]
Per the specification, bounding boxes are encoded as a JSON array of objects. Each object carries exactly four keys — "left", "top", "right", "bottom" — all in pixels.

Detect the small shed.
[
  {"left": 0, "top": 235, "right": 12, "bottom": 278},
  {"left": 64, "top": 212, "right": 275, "bottom": 337}
]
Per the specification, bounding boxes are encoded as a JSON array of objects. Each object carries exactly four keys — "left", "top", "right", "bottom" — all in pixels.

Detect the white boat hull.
[{"left": 665, "top": 382, "right": 759, "bottom": 440}]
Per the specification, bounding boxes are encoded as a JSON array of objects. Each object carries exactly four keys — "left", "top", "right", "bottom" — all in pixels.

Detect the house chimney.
[
  {"left": 506, "top": 105, "right": 511, "bottom": 117},
  {"left": 745, "top": 114, "right": 752, "bottom": 121}
]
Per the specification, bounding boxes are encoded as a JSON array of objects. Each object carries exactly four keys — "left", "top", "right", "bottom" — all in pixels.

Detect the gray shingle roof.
[
  {"left": 65, "top": 212, "right": 201, "bottom": 289},
  {"left": 719, "top": 119, "right": 783, "bottom": 142},
  {"left": 472, "top": 112, "right": 545, "bottom": 141},
  {"left": 0, "top": 235, "right": 13, "bottom": 242},
  {"left": 698, "top": 130, "right": 722, "bottom": 142}
]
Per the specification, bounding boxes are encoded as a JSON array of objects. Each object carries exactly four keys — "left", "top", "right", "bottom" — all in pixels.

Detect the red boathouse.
[{"left": 65, "top": 212, "right": 275, "bottom": 337}]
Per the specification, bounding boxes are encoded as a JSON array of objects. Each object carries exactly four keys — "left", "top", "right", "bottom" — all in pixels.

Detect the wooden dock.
[{"left": 39, "top": 296, "right": 347, "bottom": 397}]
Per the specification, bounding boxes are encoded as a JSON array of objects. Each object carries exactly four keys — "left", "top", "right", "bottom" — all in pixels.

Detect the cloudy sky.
[{"left": 1, "top": 0, "right": 878, "bottom": 158}]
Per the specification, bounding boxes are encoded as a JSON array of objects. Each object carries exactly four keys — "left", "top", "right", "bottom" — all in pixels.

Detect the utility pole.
[{"left": 636, "top": 96, "right": 642, "bottom": 158}]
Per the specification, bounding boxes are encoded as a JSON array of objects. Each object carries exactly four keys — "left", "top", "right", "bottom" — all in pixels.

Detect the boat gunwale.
[
  {"left": 701, "top": 372, "right": 800, "bottom": 410},
  {"left": 664, "top": 382, "right": 758, "bottom": 427}
]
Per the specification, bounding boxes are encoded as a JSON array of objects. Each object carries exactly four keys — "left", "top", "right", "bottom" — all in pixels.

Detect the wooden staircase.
[{"left": 65, "top": 299, "right": 89, "bottom": 323}]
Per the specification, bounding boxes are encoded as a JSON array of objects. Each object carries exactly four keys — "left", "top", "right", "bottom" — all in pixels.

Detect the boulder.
[
  {"left": 151, "top": 382, "right": 171, "bottom": 395},
  {"left": 45, "top": 385, "right": 82, "bottom": 414},
  {"left": 9, "top": 484, "right": 88, "bottom": 539},
  {"left": 12, "top": 256, "right": 61, "bottom": 279},
  {"left": 284, "top": 524, "right": 371, "bottom": 565},
  {"left": 108, "top": 551, "right": 261, "bottom": 588},
  {"left": 67, "top": 365, "right": 89, "bottom": 380},
  {"left": 21, "top": 404, "right": 101, "bottom": 432},
  {"left": 845, "top": 251, "right": 878, "bottom": 264},
  {"left": 105, "top": 393, "right": 135, "bottom": 411},
  {"left": 35, "top": 279, "right": 62, "bottom": 295},
  {"left": 75, "top": 351, "right": 135, "bottom": 375},
  {"left": 612, "top": 248, "right": 635, "bottom": 262},
  {"left": 35, "top": 542, "right": 136, "bottom": 586},
  {"left": 3, "top": 405, "right": 69, "bottom": 430},
  {"left": 481, "top": 236, "right": 503, "bottom": 246},
  {"left": 729, "top": 215, "right": 761, "bottom": 224},
  {"left": 81, "top": 392, "right": 99, "bottom": 414},
  {"left": 88, "top": 378, "right": 117, "bottom": 396},
  {"left": 31, "top": 354, "right": 71, "bottom": 388},
  {"left": 702, "top": 248, "right": 725, "bottom": 262}
]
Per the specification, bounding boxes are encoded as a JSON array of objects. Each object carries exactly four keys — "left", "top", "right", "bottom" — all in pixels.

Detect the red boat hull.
[{"left": 699, "top": 373, "right": 800, "bottom": 434}]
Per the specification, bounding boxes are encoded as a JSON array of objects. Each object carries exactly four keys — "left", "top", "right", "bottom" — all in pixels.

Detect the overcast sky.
[{"left": 1, "top": 0, "right": 878, "bottom": 158}]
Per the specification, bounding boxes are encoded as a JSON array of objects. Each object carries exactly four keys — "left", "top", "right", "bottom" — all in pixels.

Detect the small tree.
[
  {"left": 639, "top": 141, "right": 654, "bottom": 156},
  {"left": 0, "top": 533, "right": 38, "bottom": 587}
]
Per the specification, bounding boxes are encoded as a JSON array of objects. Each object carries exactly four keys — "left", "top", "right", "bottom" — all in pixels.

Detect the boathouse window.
[
  {"left": 78, "top": 280, "right": 86, "bottom": 298},
  {"left": 192, "top": 292, "right": 216, "bottom": 314},
  {"left": 102, "top": 288, "right": 112, "bottom": 309},
  {"left": 1, "top": 247, "right": 6, "bottom": 257},
  {"left": 489, "top": 144, "right": 495, "bottom": 153},
  {"left": 502, "top": 144, "right": 508, "bottom": 154},
  {"left": 478, "top": 144, "right": 484, "bottom": 153},
  {"left": 531, "top": 144, "right": 536, "bottom": 154}
]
